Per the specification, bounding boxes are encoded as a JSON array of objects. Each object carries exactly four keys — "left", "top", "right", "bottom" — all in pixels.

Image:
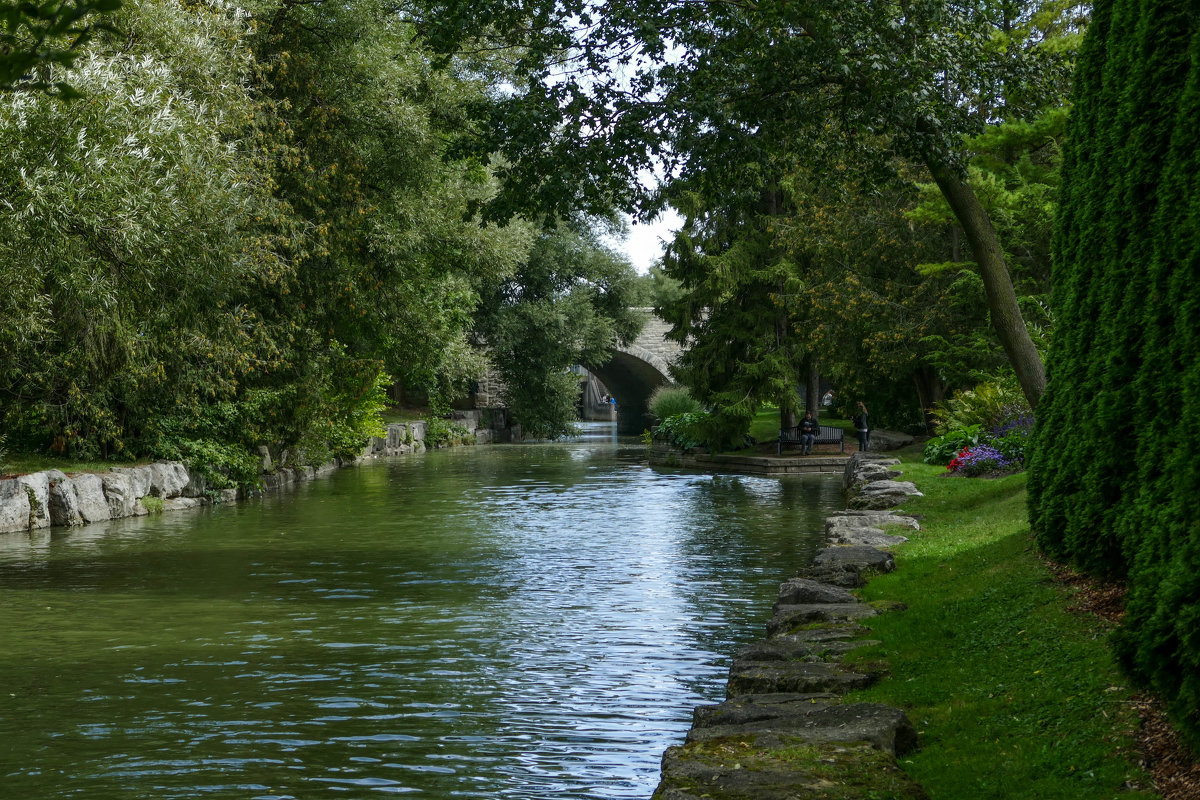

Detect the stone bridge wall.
[{"left": 627, "top": 308, "right": 682, "bottom": 370}]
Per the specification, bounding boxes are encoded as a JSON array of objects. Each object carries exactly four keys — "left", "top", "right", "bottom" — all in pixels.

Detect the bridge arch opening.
[{"left": 590, "top": 345, "right": 673, "bottom": 434}]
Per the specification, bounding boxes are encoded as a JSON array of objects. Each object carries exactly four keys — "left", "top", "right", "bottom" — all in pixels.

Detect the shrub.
[
  {"left": 931, "top": 375, "right": 1031, "bottom": 434},
  {"left": 648, "top": 385, "right": 704, "bottom": 419},
  {"left": 923, "top": 424, "right": 983, "bottom": 465},
  {"left": 425, "top": 419, "right": 473, "bottom": 448},
  {"left": 989, "top": 415, "right": 1034, "bottom": 466},
  {"left": 653, "top": 411, "right": 709, "bottom": 451}
]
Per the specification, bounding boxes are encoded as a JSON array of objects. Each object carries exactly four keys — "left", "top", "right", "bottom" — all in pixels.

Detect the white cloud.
[{"left": 619, "top": 208, "right": 683, "bottom": 274}]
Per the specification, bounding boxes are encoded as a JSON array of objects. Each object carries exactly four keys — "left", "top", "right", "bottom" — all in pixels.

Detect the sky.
[{"left": 617, "top": 208, "right": 683, "bottom": 274}]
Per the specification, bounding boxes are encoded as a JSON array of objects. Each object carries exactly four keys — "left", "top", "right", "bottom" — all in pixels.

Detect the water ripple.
[{"left": 0, "top": 429, "right": 842, "bottom": 799}]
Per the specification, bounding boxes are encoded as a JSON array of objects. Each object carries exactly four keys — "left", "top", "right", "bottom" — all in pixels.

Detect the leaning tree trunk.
[{"left": 927, "top": 161, "right": 1046, "bottom": 409}]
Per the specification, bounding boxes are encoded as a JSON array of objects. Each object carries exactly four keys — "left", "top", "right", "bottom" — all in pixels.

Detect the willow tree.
[
  {"left": 415, "top": 0, "right": 1079, "bottom": 408},
  {"left": 0, "top": 0, "right": 119, "bottom": 93}
]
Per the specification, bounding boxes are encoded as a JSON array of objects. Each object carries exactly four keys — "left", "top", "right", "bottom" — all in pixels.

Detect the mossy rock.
[{"left": 652, "top": 734, "right": 927, "bottom": 800}]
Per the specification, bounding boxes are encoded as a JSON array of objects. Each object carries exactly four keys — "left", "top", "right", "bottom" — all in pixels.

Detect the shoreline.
[
  {"left": 0, "top": 413, "right": 505, "bottom": 536},
  {"left": 649, "top": 451, "right": 930, "bottom": 798}
]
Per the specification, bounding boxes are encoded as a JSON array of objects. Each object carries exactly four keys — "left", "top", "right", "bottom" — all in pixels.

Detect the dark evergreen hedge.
[{"left": 1029, "top": 0, "right": 1200, "bottom": 747}]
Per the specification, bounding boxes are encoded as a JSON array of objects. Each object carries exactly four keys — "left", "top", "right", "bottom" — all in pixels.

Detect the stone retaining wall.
[
  {"left": 647, "top": 442, "right": 849, "bottom": 475},
  {"left": 0, "top": 414, "right": 507, "bottom": 534},
  {"left": 651, "top": 452, "right": 928, "bottom": 799}
]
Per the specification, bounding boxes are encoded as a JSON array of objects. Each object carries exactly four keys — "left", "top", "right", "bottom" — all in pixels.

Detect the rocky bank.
[{"left": 651, "top": 452, "right": 928, "bottom": 799}]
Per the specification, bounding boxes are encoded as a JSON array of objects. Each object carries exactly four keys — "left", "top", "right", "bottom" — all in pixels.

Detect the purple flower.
[
  {"left": 991, "top": 414, "right": 1034, "bottom": 439},
  {"left": 949, "top": 444, "right": 1013, "bottom": 476}
]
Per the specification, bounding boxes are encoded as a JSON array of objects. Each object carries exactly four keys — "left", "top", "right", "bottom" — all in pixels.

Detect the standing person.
[
  {"left": 799, "top": 410, "right": 820, "bottom": 455},
  {"left": 854, "top": 401, "right": 870, "bottom": 452}
]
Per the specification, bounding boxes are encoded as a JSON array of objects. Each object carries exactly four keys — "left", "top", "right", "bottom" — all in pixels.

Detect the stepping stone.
[
  {"left": 727, "top": 660, "right": 876, "bottom": 696},
  {"left": 775, "top": 577, "right": 857, "bottom": 607},
  {"left": 766, "top": 603, "right": 878, "bottom": 637},
  {"left": 737, "top": 633, "right": 881, "bottom": 663},
  {"left": 654, "top": 736, "right": 927, "bottom": 800},
  {"left": 812, "top": 545, "right": 895, "bottom": 575},
  {"left": 690, "top": 694, "right": 919, "bottom": 756}
]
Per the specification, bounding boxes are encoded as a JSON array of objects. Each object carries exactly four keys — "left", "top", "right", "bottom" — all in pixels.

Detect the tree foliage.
[
  {"left": 413, "top": 0, "right": 1079, "bottom": 408},
  {"left": 1028, "top": 0, "right": 1200, "bottom": 748},
  {"left": 0, "top": 0, "right": 120, "bottom": 94},
  {"left": 0, "top": 0, "right": 527, "bottom": 474},
  {"left": 474, "top": 219, "right": 642, "bottom": 439}
]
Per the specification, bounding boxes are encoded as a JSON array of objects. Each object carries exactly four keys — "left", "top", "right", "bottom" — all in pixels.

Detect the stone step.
[
  {"left": 653, "top": 737, "right": 927, "bottom": 800},
  {"left": 727, "top": 660, "right": 877, "bottom": 697},
  {"left": 737, "top": 634, "right": 881, "bottom": 664},
  {"left": 766, "top": 603, "right": 878, "bottom": 637},
  {"left": 690, "top": 694, "right": 919, "bottom": 756}
]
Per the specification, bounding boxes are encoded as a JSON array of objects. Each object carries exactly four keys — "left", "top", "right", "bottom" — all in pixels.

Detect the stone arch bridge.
[
  {"left": 590, "top": 308, "right": 682, "bottom": 433},
  {"left": 474, "top": 309, "right": 683, "bottom": 435}
]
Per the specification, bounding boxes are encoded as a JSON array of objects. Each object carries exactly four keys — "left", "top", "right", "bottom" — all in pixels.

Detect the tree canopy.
[{"left": 414, "top": 0, "right": 1080, "bottom": 409}]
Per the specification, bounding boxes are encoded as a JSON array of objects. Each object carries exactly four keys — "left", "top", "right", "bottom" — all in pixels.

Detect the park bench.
[{"left": 777, "top": 424, "right": 845, "bottom": 454}]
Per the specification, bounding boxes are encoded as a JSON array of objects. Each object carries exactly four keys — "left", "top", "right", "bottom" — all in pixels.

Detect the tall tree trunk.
[
  {"left": 805, "top": 357, "right": 820, "bottom": 418},
  {"left": 927, "top": 161, "right": 1046, "bottom": 408},
  {"left": 776, "top": 310, "right": 798, "bottom": 431},
  {"left": 913, "top": 365, "right": 947, "bottom": 434}
]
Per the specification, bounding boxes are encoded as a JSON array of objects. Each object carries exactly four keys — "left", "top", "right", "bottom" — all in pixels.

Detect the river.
[{"left": 0, "top": 424, "right": 843, "bottom": 799}]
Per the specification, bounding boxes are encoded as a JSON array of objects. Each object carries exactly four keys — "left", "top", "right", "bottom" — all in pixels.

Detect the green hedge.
[{"left": 1029, "top": 0, "right": 1200, "bottom": 747}]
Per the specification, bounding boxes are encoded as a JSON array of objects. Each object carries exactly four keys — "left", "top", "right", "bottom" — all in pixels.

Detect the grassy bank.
[{"left": 846, "top": 455, "right": 1158, "bottom": 799}]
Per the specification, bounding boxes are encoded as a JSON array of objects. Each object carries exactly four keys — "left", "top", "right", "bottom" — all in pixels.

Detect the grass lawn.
[
  {"left": 0, "top": 453, "right": 154, "bottom": 477},
  {"left": 845, "top": 454, "right": 1158, "bottom": 798},
  {"left": 380, "top": 405, "right": 430, "bottom": 424}
]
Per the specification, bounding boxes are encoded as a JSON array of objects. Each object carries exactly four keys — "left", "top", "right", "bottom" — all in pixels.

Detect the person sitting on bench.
[{"left": 799, "top": 410, "right": 820, "bottom": 455}]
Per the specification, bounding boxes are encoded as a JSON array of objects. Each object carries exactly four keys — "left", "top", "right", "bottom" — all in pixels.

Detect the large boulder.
[
  {"left": 846, "top": 480, "right": 923, "bottom": 510},
  {"left": 17, "top": 471, "right": 51, "bottom": 529},
  {"left": 654, "top": 736, "right": 927, "bottom": 800},
  {"left": 826, "top": 511, "right": 921, "bottom": 531},
  {"left": 737, "top": 630, "right": 880, "bottom": 664},
  {"left": 45, "top": 470, "right": 84, "bottom": 527},
  {"left": 842, "top": 453, "right": 902, "bottom": 490},
  {"left": 73, "top": 474, "right": 111, "bottom": 523},
  {"left": 0, "top": 478, "right": 31, "bottom": 533},
  {"left": 827, "top": 527, "right": 909, "bottom": 548},
  {"left": 867, "top": 429, "right": 916, "bottom": 451},
  {"left": 811, "top": 545, "right": 896, "bottom": 576},
  {"left": 102, "top": 472, "right": 147, "bottom": 518},
  {"left": 148, "top": 462, "right": 190, "bottom": 498},
  {"left": 111, "top": 466, "right": 153, "bottom": 499},
  {"left": 726, "top": 661, "right": 877, "bottom": 698},
  {"left": 766, "top": 604, "right": 878, "bottom": 637},
  {"left": 775, "top": 578, "right": 857, "bottom": 607}
]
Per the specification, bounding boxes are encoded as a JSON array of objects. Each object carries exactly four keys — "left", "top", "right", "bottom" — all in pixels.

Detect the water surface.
[{"left": 0, "top": 426, "right": 842, "bottom": 798}]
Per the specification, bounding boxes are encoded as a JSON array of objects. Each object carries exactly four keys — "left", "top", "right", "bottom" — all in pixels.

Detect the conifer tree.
[{"left": 1029, "top": 0, "right": 1200, "bottom": 746}]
